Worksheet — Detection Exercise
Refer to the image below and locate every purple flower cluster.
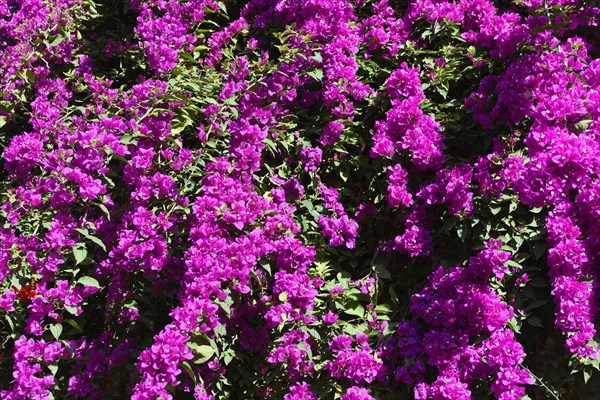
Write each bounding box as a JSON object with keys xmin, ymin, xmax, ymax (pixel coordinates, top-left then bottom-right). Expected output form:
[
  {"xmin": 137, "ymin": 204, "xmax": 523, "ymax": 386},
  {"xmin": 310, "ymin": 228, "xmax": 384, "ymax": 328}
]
[
  {"xmin": 396, "ymin": 241, "xmax": 533, "ymax": 399},
  {"xmin": 467, "ymin": 20, "xmax": 600, "ymax": 361},
  {"xmin": 386, "ymin": 164, "xmax": 411, "ymax": 209},
  {"xmin": 325, "ymin": 333, "xmax": 383, "ymax": 385},
  {"xmin": 318, "ymin": 184, "xmax": 359, "ymax": 249},
  {"xmin": 132, "ymin": 0, "xmax": 219, "ymax": 73},
  {"xmin": 1, "ymin": 337, "xmax": 64, "ymax": 400},
  {"xmin": 371, "ymin": 62, "xmax": 444, "ymax": 170},
  {"xmin": 418, "ymin": 165, "xmax": 474, "ymax": 216}
]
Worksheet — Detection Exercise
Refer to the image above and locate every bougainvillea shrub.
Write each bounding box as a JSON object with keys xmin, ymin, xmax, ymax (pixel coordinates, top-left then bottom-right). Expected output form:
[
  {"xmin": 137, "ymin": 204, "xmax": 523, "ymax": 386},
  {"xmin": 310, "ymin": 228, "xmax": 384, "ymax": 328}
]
[{"xmin": 0, "ymin": 0, "xmax": 599, "ymax": 398}]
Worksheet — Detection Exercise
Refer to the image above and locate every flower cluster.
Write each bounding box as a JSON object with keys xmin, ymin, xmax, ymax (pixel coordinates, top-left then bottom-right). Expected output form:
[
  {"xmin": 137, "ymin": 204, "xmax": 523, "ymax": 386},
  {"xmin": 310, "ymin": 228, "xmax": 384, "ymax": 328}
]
[
  {"xmin": 396, "ymin": 241, "xmax": 533, "ymax": 399},
  {"xmin": 468, "ymin": 26, "xmax": 600, "ymax": 362}
]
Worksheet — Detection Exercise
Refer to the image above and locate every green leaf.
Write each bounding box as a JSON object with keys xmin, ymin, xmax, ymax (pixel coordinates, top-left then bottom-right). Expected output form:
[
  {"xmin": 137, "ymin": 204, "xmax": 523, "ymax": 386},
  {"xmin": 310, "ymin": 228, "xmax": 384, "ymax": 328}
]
[
  {"xmin": 73, "ymin": 245, "xmax": 87, "ymax": 265},
  {"xmin": 171, "ymin": 122, "xmax": 187, "ymax": 135},
  {"xmin": 75, "ymin": 228, "xmax": 89, "ymax": 236},
  {"xmin": 64, "ymin": 319, "xmax": 82, "ymax": 332},
  {"xmin": 216, "ymin": 299, "xmax": 231, "ymax": 315},
  {"xmin": 374, "ymin": 304, "xmax": 392, "ymax": 314},
  {"xmin": 373, "ymin": 263, "xmax": 391, "ymax": 280},
  {"xmin": 508, "ymin": 316, "xmax": 521, "ymax": 334},
  {"xmin": 49, "ymin": 323, "xmax": 63, "ymax": 340},
  {"xmin": 181, "ymin": 360, "xmax": 197, "ymax": 384},
  {"xmin": 533, "ymin": 242, "xmax": 547, "ymax": 260},
  {"xmin": 120, "ymin": 134, "xmax": 136, "ymax": 145},
  {"xmin": 343, "ymin": 302, "xmax": 364, "ymax": 318},
  {"xmin": 490, "ymin": 205, "xmax": 502, "ymax": 215},
  {"xmin": 574, "ymin": 119, "xmax": 592, "ymax": 133},
  {"xmin": 190, "ymin": 344, "xmax": 215, "ymax": 364},
  {"xmin": 77, "ymin": 276, "xmax": 100, "ymax": 289},
  {"xmin": 4, "ymin": 314, "xmax": 15, "ymax": 331},
  {"xmin": 307, "ymin": 69, "xmax": 324, "ymax": 81},
  {"xmin": 76, "ymin": 229, "xmax": 107, "ymax": 251},
  {"xmin": 222, "ymin": 351, "xmax": 233, "ymax": 365},
  {"xmin": 525, "ymin": 299, "xmax": 547, "ymax": 311},
  {"xmin": 259, "ymin": 260, "xmax": 272, "ymax": 275},
  {"xmin": 527, "ymin": 316, "xmax": 544, "ymax": 328},
  {"xmin": 528, "ymin": 277, "xmax": 548, "ymax": 288},
  {"xmin": 47, "ymin": 34, "xmax": 65, "ymax": 47},
  {"xmin": 522, "ymin": 285, "xmax": 536, "ymax": 299},
  {"xmin": 47, "ymin": 363, "xmax": 59, "ymax": 376},
  {"xmin": 97, "ymin": 203, "xmax": 111, "ymax": 220},
  {"xmin": 214, "ymin": 324, "xmax": 227, "ymax": 336},
  {"xmin": 64, "ymin": 305, "xmax": 79, "ymax": 315},
  {"xmin": 24, "ymin": 69, "xmax": 36, "ymax": 82},
  {"xmin": 437, "ymin": 86, "xmax": 448, "ymax": 98},
  {"xmin": 86, "ymin": 234, "xmax": 107, "ymax": 252}
]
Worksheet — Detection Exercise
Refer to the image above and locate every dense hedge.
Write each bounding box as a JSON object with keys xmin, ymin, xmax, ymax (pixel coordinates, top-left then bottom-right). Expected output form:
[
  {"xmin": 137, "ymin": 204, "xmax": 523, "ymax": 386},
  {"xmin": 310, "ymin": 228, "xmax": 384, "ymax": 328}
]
[{"xmin": 0, "ymin": 0, "xmax": 599, "ymax": 398}]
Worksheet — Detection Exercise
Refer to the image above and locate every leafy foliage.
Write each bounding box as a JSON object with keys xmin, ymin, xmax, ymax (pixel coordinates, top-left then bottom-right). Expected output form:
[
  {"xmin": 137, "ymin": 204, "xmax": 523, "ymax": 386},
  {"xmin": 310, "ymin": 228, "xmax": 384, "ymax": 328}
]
[{"xmin": 0, "ymin": 0, "xmax": 599, "ymax": 399}]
